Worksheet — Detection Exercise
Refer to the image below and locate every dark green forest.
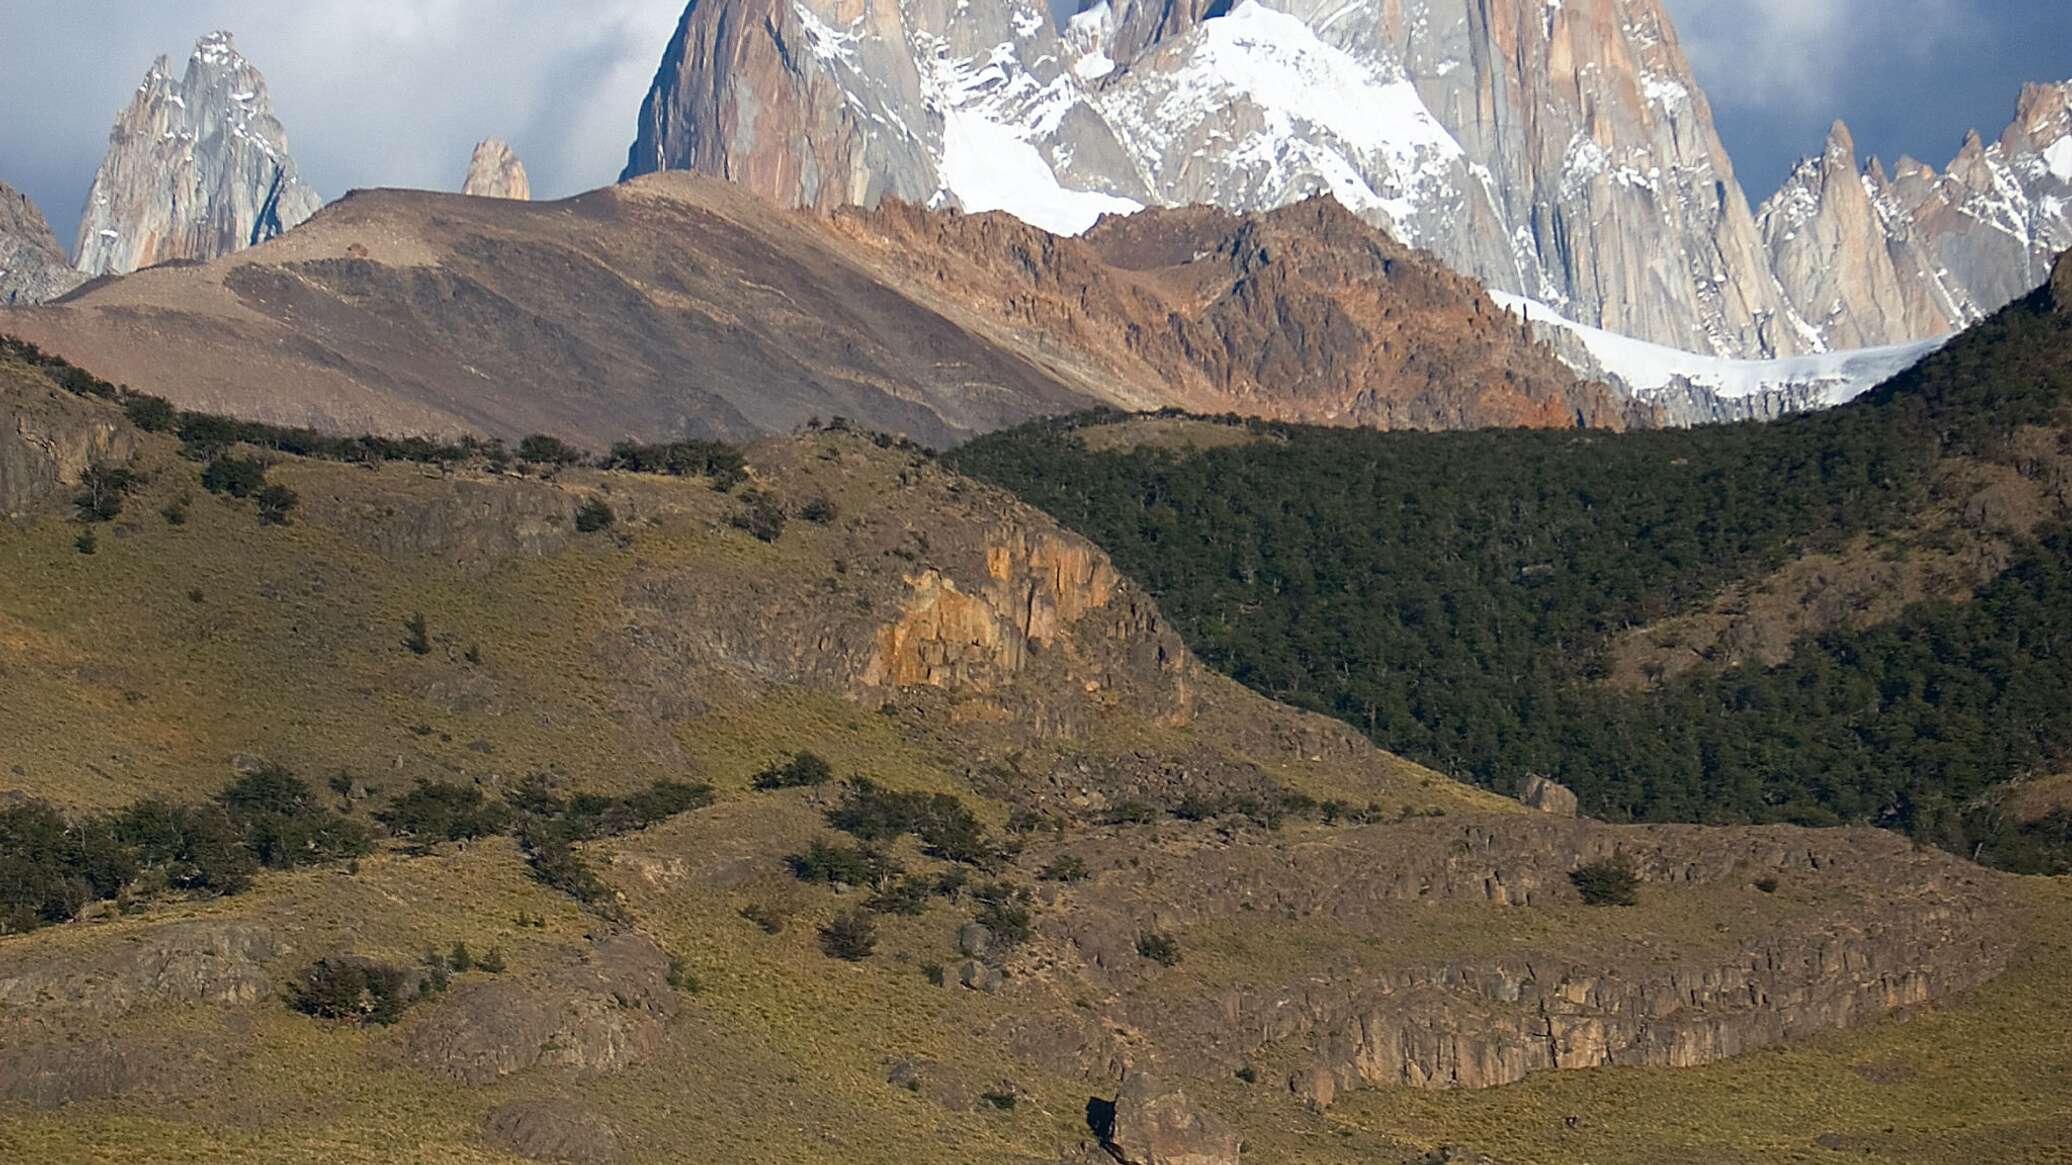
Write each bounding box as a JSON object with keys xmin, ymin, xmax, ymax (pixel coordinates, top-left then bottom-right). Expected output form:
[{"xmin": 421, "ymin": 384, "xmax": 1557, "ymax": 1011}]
[{"xmin": 952, "ymin": 284, "xmax": 2072, "ymax": 871}]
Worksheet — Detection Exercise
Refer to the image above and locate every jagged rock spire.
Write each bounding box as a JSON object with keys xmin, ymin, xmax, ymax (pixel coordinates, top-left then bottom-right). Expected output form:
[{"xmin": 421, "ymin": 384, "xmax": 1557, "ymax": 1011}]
[
  {"xmin": 462, "ymin": 139, "xmax": 531, "ymax": 200},
  {"xmin": 1, "ymin": 182, "xmax": 86, "ymax": 304},
  {"xmin": 73, "ymin": 30, "xmax": 321, "ymax": 277}
]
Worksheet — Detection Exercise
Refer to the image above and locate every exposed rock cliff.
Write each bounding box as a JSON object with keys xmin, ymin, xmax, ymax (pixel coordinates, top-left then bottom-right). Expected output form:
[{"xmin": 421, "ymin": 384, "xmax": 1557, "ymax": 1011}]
[
  {"xmin": 0, "ymin": 361, "xmax": 137, "ymax": 519},
  {"xmin": 462, "ymin": 139, "xmax": 531, "ymax": 200},
  {"xmin": 1043, "ymin": 815, "xmax": 2010, "ymax": 1101},
  {"xmin": 73, "ymin": 31, "xmax": 322, "ymax": 278},
  {"xmin": 0, "ymin": 183, "xmax": 86, "ymax": 305}
]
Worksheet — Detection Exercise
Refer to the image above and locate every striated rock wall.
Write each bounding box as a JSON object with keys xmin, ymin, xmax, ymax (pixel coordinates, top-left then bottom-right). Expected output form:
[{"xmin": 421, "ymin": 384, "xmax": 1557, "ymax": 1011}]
[{"xmin": 73, "ymin": 31, "xmax": 321, "ymax": 278}]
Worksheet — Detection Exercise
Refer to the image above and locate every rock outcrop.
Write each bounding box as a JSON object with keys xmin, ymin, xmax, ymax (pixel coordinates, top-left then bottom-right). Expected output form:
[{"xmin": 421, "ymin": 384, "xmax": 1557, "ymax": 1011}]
[
  {"xmin": 1102, "ymin": 1069, "xmax": 1242, "ymax": 1165},
  {"xmin": 0, "ymin": 364, "xmax": 137, "ymax": 519},
  {"xmin": 73, "ymin": 31, "xmax": 321, "ymax": 277},
  {"xmin": 482, "ymin": 1099, "xmax": 625, "ymax": 1164},
  {"xmin": 1040, "ymin": 815, "xmax": 2009, "ymax": 1103},
  {"xmin": 0, "ymin": 183, "xmax": 86, "ymax": 305},
  {"xmin": 406, "ymin": 935, "xmax": 679, "ymax": 1086},
  {"xmin": 1518, "ymin": 775, "xmax": 1578, "ymax": 817},
  {"xmin": 462, "ymin": 139, "xmax": 531, "ymax": 200},
  {"xmin": 0, "ymin": 920, "xmax": 279, "ymax": 1013}
]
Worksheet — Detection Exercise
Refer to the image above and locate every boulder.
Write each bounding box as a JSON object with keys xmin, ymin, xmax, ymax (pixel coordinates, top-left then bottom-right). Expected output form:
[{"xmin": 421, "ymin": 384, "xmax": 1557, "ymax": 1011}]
[
  {"xmin": 1519, "ymin": 775, "xmax": 1579, "ymax": 817},
  {"xmin": 959, "ymin": 960, "xmax": 1005, "ymax": 994},
  {"xmin": 1103, "ymin": 1068, "xmax": 1240, "ymax": 1165},
  {"xmin": 483, "ymin": 1099, "xmax": 623, "ymax": 1163}
]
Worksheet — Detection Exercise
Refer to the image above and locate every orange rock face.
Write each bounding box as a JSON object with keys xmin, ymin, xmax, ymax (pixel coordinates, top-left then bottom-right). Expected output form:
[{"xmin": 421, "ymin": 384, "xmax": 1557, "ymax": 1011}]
[{"xmin": 840, "ymin": 196, "xmax": 1640, "ymax": 431}]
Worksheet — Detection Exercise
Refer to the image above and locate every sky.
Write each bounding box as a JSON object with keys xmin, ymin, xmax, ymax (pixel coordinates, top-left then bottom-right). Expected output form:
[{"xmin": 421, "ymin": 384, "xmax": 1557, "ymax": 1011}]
[{"xmin": 0, "ymin": 1, "xmax": 2065, "ymax": 248}]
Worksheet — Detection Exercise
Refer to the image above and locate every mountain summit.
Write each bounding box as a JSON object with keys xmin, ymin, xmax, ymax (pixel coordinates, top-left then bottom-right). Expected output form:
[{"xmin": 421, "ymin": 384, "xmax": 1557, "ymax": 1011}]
[
  {"xmin": 620, "ymin": 0, "xmax": 1799, "ymax": 358},
  {"xmin": 73, "ymin": 31, "xmax": 321, "ymax": 278},
  {"xmin": 620, "ymin": 0, "xmax": 2070, "ymax": 369}
]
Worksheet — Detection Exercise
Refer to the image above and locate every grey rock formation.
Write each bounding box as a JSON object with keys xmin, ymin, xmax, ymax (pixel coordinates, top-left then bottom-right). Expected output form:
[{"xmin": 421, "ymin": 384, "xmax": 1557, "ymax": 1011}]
[
  {"xmin": 406, "ymin": 935, "xmax": 678, "ymax": 1085},
  {"xmin": 462, "ymin": 139, "xmax": 531, "ymax": 200},
  {"xmin": 0, "ymin": 183, "xmax": 86, "ymax": 304},
  {"xmin": 74, "ymin": 31, "xmax": 321, "ymax": 277},
  {"xmin": 622, "ymin": 0, "xmax": 1813, "ymax": 358},
  {"xmin": 1759, "ymin": 81, "xmax": 2072, "ymax": 347}
]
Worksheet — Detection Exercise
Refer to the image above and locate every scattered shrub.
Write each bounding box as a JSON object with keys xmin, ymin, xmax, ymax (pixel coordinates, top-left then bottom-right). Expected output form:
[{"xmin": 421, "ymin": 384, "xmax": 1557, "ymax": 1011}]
[
  {"xmin": 665, "ymin": 956, "xmax": 701, "ymax": 993},
  {"xmin": 730, "ymin": 492, "xmax": 788, "ymax": 543},
  {"xmin": 789, "ymin": 838, "xmax": 901, "ymax": 889},
  {"xmin": 201, "ymin": 454, "xmax": 269, "ymax": 498},
  {"xmin": 161, "ymin": 499, "xmax": 189, "ymax": 526},
  {"xmin": 74, "ymin": 463, "xmax": 136, "ymax": 523},
  {"xmin": 1571, "ymin": 858, "xmax": 1641, "ymax": 907},
  {"xmin": 598, "ymin": 439, "xmax": 746, "ymax": 488},
  {"xmin": 574, "ymin": 496, "xmax": 616, "ymax": 533},
  {"xmin": 254, "ymin": 483, "xmax": 300, "ymax": 526},
  {"xmin": 1754, "ymin": 877, "xmax": 1780, "ymax": 894},
  {"xmin": 476, "ymin": 946, "xmax": 507, "ymax": 974},
  {"xmin": 73, "ymin": 528, "xmax": 96, "ymax": 555},
  {"xmin": 922, "ymin": 961, "xmax": 946, "ymax": 987},
  {"xmin": 1038, "ymin": 855, "xmax": 1090, "ymax": 883},
  {"xmin": 739, "ymin": 902, "xmax": 787, "ymax": 934},
  {"xmin": 819, "ymin": 911, "xmax": 879, "ymax": 961},
  {"xmin": 1136, "ymin": 931, "xmax": 1182, "ymax": 967},
  {"xmin": 517, "ymin": 434, "xmax": 585, "ymax": 466},
  {"xmin": 447, "ymin": 941, "xmax": 475, "ymax": 973},
  {"xmin": 825, "ymin": 779, "xmax": 998, "ymax": 866},
  {"xmin": 799, "ymin": 496, "xmax": 838, "ymax": 525},
  {"xmin": 403, "ymin": 612, "xmax": 432, "ymax": 656},
  {"xmin": 972, "ymin": 882, "xmax": 1034, "ymax": 948},
  {"xmin": 752, "ymin": 752, "xmax": 834, "ymax": 791},
  {"xmin": 122, "ymin": 394, "xmax": 177, "ymax": 432},
  {"xmin": 379, "ymin": 780, "xmax": 511, "ymax": 843},
  {"xmin": 864, "ymin": 875, "xmax": 933, "ymax": 916},
  {"xmin": 980, "ymin": 1090, "xmax": 1019, "ymax": 1112},
  {"xmin": 291, "ymin": 958, "xmax": 415, "ymax": 1025}
]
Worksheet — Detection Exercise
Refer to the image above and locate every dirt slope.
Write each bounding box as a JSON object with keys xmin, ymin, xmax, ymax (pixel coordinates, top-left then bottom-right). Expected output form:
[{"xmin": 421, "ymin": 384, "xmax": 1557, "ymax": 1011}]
[{"xmin": 1, "ymin": 175, "xmax": 1627, "ymax": 450}]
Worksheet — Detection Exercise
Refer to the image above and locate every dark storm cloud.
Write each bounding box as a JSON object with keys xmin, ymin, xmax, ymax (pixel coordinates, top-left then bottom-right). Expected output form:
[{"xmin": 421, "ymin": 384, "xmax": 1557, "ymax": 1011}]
[
  {"xmin": 0, "ymin": 2, "xmax": 2062, "ymax": 249},
  {"xmin": 1661, "ymin": 0, "xmax": 2071, "ymax": 200}
]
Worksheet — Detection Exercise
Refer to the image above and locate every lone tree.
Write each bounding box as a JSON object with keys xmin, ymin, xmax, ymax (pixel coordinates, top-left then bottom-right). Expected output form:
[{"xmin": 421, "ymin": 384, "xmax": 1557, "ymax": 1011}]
[
  {"xmin": 1571, "ymin": 857, "xmax": 1641, "ymax": 907},
  {"xmin": 819, "ymin": 911, "xmax": 878, "ymax": 961}
]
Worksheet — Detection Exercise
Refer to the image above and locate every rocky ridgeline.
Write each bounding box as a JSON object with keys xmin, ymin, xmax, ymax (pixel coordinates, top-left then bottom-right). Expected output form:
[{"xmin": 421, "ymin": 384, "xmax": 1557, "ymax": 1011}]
[
  {"xmin": 0, "ymin": 183, "xmax": 86, "ymax": 305},
  {"xmin": 73, "ymin": 31, "xmax": 321, "ymax": 278},
  {"xmin": 461, "ymin": 139, "xmax": 531, "ymax": 200},
  {"xmin": 1760, "ymin": 83, "xmax": 2072, "ymax": 349},
  {"xmin": 623, "ymin": 0, "xmax": 2069, "ymax": 367}
]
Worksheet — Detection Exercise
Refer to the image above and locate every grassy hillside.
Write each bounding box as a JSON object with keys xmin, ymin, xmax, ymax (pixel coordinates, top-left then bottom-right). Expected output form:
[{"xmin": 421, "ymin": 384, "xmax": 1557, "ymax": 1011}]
[
  {"xmin": 951, "ymin": 277, "xmax": 2072, "ymax": 869},
  {"xmin": 2, "ymin": 341, "xmax": 2065, "ymax": 1165}
]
